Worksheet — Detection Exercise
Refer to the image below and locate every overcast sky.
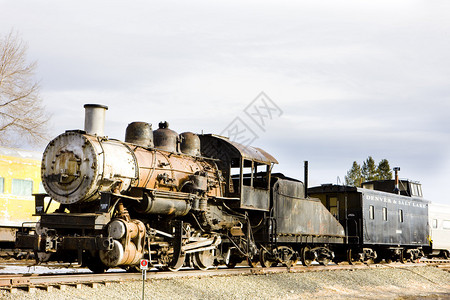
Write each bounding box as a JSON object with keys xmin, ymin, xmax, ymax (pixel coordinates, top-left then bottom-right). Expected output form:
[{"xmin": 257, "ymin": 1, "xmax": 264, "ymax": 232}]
[{"xmin": 2, "ymin": 0, "xmax": 449, "ymax": 204}]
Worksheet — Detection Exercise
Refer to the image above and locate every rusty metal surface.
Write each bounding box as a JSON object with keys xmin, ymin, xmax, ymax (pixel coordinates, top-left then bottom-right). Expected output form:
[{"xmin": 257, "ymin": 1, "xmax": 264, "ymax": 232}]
[
  {"xmin": 153, "ymin": 121, "xmax": 178, "ymax": 153},
  {"xmin": 132, "ymin": 146, "xmax": 222, "ymax": 199},
  {"xmin": 241, "ymin": 186, "xmax": 269, "ymax": 211},
  {"xmin": 180, "ymin": 132, "xmax": 201, "ymax": 156},
  {"xmin": 274, "ymin": 179, "xmax": 345, "ymax": 237},
  {"xmin": 125, "ymin": 122, "xmax": 153, "ymax": 148}
]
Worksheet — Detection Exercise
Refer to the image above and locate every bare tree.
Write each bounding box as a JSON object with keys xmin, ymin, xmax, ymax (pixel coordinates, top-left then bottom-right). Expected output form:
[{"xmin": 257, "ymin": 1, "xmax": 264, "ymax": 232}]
[{"xmin": 0, "ymin": 30, "xmax": 49, "ymax": 146}]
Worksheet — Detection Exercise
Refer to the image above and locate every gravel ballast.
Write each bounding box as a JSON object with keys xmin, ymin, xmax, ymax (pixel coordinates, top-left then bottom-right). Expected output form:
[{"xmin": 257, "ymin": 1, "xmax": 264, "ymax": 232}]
[{"xmin": 1, "ymin": 266, "xmax": 449, "ymax": 299}]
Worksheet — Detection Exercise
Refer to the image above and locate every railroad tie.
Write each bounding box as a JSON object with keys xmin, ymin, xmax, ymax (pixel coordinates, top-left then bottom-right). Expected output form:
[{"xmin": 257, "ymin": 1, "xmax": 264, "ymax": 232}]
[{"xmin": 27, "ymin": 285, "xmax": 36, "ymax": 293}]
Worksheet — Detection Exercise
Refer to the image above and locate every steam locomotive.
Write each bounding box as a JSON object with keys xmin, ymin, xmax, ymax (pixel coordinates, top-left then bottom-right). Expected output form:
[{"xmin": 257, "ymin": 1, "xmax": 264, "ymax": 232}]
[{"xmin": 16, "ymin": 104, "xmax": 430, "ymax": 272}]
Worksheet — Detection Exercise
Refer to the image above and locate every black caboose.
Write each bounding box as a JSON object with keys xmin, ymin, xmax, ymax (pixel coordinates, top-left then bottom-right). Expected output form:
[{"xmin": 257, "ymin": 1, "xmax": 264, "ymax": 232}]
[{"xmin": 308, "ymin": 178, "xmax": 429, "ymax": 263}]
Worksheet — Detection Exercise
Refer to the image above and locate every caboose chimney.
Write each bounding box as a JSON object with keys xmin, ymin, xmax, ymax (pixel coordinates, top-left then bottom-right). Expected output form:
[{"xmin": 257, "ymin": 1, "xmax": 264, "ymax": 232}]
[
  {"xmin": 84, "ymin": 104, "xmax": 108, "ymax": 136},
  {"xmin": 393, "ymin": 167, "xmax": 400, "ymax": 194}
]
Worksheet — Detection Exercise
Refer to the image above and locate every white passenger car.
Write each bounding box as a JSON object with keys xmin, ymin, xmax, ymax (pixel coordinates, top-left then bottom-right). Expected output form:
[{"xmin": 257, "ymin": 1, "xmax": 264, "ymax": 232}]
[{"xmin": 429, "ymin": 203, "xmax": 450, "ymax": 258}]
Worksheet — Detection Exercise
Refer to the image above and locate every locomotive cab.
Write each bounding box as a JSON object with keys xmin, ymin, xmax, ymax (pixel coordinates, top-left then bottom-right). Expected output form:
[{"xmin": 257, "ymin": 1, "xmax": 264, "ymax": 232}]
[{"xmin": 199, "ymin": 134, "xmax": 278, "ymax": 211}]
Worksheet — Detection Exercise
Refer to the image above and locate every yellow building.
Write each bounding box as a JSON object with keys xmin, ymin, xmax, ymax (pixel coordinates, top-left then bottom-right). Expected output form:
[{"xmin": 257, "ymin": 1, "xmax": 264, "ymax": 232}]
[{"xmin": 0, "ymin": 146, "xmax": 52, "ymax": 243}]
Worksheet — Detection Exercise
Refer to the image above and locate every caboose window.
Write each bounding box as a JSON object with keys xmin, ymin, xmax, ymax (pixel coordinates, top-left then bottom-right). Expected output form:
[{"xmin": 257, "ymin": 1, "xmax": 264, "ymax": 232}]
[
  {"xmin": 398, "ymin": 209, "xmax": 403, "ymax": 223},
  {"xmin": 0, "ymin": 177, "xmax": 4, "ymax": 193},
  {"xmin": 11, "ymin": 179, "xmax": 33, "ymax": 196},
  {"xmin": 382, "ymin": 207, "xmax": 388, "ymax": 221},
  {"xmin": 369, "ymin": 205, "xmax": 374, "ymax": 219},
  {"xmin": 416, "ymin": 184, "xmax": 423, "ymax": 197},
  {"xmin": 410, "ymin": 183, "xmax": 422, "ymax": 197}
]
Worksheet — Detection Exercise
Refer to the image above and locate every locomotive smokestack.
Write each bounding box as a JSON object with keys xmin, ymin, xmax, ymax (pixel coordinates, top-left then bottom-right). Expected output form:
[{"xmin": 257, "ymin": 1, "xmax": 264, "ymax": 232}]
[
  {"xmin": 304, "ymin": 161, "xmax": 309, "ymax": 198},
  {"xmin": 393, "ymin": 167, "xmax": 400, "ymax": 194},
  {"xmin": 84, "ymin": 104, "xmax": 108, "ymax": 136}
]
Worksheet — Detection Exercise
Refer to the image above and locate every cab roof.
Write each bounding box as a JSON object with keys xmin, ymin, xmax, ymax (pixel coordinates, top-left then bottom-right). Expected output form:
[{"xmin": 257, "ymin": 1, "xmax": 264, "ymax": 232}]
[{"xmin": 199, "ymin": 134, "xmax": 278, "ymax": 165}]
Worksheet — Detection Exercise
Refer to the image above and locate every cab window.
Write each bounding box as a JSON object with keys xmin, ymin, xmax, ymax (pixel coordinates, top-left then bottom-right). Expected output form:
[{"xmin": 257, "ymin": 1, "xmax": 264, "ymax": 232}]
[{"xmin": 242, "ymin": 159, "xmax": 269, "ymax": 189}]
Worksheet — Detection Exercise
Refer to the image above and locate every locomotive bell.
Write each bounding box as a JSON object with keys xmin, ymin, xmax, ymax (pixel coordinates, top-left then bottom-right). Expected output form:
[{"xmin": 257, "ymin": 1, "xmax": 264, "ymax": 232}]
[{"xmin": 153, "ymin": 121, "xmax": 179, "ymax": 153}]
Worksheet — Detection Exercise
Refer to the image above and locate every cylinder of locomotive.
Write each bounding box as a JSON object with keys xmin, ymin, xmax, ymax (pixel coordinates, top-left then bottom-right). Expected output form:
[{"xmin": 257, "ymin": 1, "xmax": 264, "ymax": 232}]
[{"xmin": 134, "ymin": 194, "xmax": 192, "ymax": 216}]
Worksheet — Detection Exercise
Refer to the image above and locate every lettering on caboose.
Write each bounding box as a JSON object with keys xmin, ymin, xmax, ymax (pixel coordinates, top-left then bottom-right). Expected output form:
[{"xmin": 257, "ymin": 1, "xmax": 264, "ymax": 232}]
[{"xmin": 363, "ymin": 194, "xmax": 427, "ymax": 209}]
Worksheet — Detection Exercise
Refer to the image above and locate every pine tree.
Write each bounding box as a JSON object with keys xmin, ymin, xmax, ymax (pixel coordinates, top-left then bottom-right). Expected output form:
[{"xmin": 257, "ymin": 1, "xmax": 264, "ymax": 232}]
[
  {"xmin": 345, "ymin": 161, "xmax": 362, "ymax": 187},
  {"xmin": 345, "ymin": 157, "xmax": 393, "ymax": 186},
  {"xmin": 377, "ymin": 159, "xmax": 392, "ymax": 180},
  {"xmin": 361, "ymin": 156, "xmax": 378, "ymax": 181}
]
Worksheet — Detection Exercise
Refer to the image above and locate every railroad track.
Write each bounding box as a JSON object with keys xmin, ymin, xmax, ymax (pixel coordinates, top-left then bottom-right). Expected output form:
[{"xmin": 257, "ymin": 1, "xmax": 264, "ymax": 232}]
[
  {"xmin": 0, "ymin": 261, "xmax": 444, "ymax": 294},
  {"xmin": 420, "ymin": 258, "xmax": 450, "ymax": 264},
  {"xmin": 420, "ymin": 258, "xmax": 450, "ymax": 272}
]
